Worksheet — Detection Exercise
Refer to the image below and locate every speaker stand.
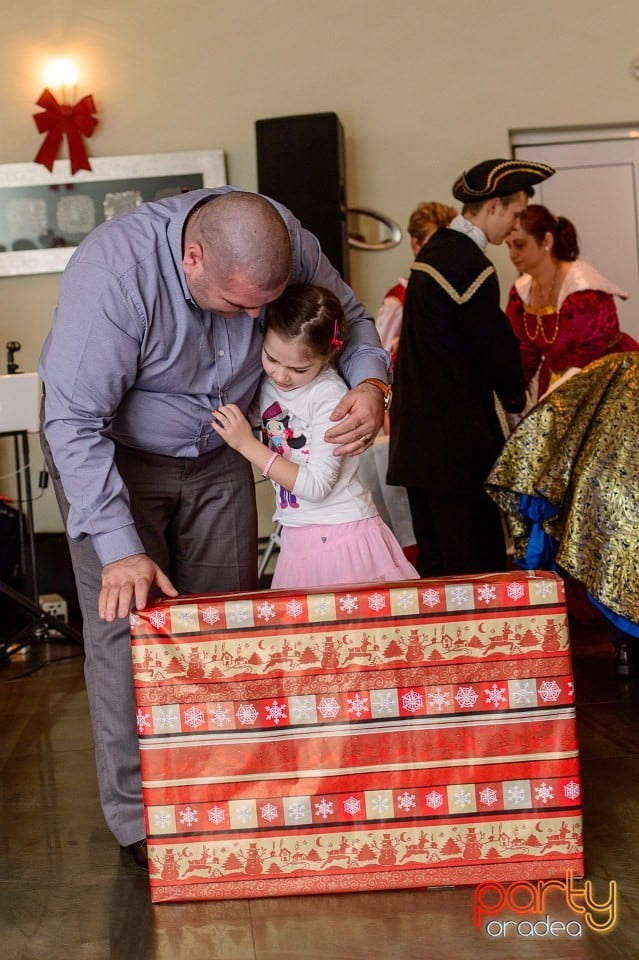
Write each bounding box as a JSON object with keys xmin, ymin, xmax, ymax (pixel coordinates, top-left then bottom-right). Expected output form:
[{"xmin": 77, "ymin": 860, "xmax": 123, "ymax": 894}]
[{"xmin": 0, "ymin": 578, "xmax": 83, "ymax": 662}]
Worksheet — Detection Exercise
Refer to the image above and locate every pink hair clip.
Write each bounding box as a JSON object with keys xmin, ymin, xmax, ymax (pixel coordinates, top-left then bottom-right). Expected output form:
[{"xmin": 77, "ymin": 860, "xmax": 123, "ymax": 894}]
[{"xmin": 330, "ymin": 316, "xmax": 343, "ymax": 350}]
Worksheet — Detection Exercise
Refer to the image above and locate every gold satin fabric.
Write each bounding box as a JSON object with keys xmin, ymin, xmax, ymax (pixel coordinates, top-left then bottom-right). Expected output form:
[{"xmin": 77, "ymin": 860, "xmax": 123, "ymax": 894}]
[{"xmin": 486, "ymin": 353, "xmax": 639, "ymax": 624}]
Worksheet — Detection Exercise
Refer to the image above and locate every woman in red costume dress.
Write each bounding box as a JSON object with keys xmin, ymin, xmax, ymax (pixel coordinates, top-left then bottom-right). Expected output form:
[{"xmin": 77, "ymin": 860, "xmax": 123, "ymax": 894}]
[
  {"xmin": 505, "ymin": 204, "xmax": 639, "ymax": 624},
  {"xmin": 505, "ymin": 204, "xmax": 639, "ymax": 402}
]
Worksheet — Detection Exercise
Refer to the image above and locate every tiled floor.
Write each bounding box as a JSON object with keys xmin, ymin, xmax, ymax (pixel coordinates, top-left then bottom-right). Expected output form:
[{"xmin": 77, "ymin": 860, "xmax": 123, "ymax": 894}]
[{"xmin": 1, "ymin": 617, "xmax": 637, "ymax": 960}]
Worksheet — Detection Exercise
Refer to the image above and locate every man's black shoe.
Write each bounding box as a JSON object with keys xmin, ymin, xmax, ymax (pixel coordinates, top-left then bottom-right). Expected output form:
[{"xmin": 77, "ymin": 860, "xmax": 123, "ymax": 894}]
[
  {"xmin": 121, "ymin": 838, "xmax": 149, "ymax": 871},
  {"xmin": 615, "ymin": 641, "xmax": 639, "ymax": 678}
]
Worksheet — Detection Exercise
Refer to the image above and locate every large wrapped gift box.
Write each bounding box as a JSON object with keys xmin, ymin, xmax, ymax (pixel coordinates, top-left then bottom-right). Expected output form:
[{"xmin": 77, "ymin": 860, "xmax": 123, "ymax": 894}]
[{"xmin": 130, "ymin": 571, "xmax": 583, "ymax": 903}]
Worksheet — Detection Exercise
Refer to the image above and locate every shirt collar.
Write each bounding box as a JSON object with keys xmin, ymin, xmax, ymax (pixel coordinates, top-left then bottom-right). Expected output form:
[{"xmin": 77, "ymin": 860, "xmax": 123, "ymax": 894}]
[{"xmin": 449, "ymin": 214, "xmax": 488, "ymax": 252}]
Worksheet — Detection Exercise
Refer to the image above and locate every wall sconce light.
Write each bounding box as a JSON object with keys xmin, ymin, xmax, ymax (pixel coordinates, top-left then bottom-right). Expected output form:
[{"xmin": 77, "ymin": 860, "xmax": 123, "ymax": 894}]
[{"xmin": 33, "ymin": 58, "xmax": 99, "ymax": 175}]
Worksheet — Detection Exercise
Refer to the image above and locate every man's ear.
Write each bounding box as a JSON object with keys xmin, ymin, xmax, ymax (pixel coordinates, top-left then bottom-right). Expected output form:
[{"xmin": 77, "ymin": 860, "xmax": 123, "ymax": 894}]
[{"xmin": 182, "ymin": 241, "xmax": 204, "ymax": 271}]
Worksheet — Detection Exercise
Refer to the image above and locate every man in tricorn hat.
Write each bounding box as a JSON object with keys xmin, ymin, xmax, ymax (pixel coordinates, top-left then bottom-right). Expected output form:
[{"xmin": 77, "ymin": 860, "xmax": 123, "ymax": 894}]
[{"xmin": 387, "ymin": 157, "xmax": 554, "ymax": 577}]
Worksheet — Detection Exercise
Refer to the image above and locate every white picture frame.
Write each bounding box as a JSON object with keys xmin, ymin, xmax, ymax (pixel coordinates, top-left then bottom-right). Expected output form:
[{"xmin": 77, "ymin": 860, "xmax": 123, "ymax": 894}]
[{"xmin": 0, "ymin": 149, "xmax": 227, "ymax": 277}]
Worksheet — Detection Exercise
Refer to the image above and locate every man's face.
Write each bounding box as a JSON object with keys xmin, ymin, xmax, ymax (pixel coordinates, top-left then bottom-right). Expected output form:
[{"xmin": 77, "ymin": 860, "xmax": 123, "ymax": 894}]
[
  {"xmin": 485, "ymin": 191, "xmax": 529, "ymax": 245},
  {"xmin": 183, "ymin": 243, "xmax": 288, "ymax": 318},
  {"xmin": 186, "ymin": 270, "xmax": 287, "ymax": 319}
]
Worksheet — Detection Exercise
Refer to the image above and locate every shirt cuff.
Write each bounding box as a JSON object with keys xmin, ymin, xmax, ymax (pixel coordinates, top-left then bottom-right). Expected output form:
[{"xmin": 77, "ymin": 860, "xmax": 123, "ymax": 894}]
[{"xmin": 91, "ymin": 524, "xmax": 147, "ymax": 566}]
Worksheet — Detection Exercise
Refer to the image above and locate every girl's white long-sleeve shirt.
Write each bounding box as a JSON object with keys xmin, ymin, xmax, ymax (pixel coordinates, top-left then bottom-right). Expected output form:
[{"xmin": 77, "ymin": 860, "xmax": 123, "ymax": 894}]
[{"xmin": 258, "ymin": 367, "xmax": 378, "ymax": 526}]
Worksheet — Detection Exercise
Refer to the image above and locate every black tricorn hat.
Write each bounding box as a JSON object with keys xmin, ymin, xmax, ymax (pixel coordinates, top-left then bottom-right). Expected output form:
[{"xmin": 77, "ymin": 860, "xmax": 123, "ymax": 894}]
[{"xmin": 452, "ymin": 158, "xmax": 555, "ymax": 203}]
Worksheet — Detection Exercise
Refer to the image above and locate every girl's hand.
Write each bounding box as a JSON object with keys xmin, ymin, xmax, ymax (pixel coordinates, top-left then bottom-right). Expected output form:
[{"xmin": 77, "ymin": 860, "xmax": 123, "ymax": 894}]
[{"xmin": 211, "ymin": 404, "xmax": 254, "ymax": 453}]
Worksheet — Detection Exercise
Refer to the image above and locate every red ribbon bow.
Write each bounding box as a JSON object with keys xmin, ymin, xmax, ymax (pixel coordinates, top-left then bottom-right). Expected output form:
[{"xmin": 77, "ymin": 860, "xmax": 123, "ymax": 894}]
[{"xmin": 33, "ymin": 88, "xmax": 99, "ymax": 175}]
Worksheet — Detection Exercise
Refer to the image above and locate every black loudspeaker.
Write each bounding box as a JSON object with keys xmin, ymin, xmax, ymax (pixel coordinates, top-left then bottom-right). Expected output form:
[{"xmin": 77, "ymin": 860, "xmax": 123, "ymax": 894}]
[{"xmin": 255, "ymin": 112, "xmax": 350, "ymax": 282}]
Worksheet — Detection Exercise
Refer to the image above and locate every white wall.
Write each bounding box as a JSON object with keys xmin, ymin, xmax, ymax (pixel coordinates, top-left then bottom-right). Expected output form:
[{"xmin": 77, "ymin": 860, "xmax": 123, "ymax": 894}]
[{"xmin": 2, "ymin": 0, "xmax": 639, "ymax": 531}]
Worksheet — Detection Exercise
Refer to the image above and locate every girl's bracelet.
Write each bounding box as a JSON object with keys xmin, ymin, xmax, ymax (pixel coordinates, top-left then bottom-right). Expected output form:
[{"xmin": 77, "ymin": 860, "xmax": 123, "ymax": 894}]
[{"xmin": 262, "ymin": 451, "xmax": 280, "ymax": 478}]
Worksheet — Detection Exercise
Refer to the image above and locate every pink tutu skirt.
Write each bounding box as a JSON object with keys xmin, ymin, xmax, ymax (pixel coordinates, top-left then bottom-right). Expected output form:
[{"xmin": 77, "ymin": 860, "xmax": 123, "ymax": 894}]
[{"xmin": 271, "ymin": 515, "xmax": 419, "ymax": 590}]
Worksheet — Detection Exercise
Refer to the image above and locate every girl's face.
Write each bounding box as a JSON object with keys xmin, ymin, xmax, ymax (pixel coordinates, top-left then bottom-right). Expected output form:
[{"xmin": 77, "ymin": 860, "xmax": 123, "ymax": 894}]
[
  {"xmin": 262, "ymin": 329, "xmax": 325, "ymax": 391},
  {"xmin": 506, "ymin": 225, "xmax": 547, "ymax": 275}
]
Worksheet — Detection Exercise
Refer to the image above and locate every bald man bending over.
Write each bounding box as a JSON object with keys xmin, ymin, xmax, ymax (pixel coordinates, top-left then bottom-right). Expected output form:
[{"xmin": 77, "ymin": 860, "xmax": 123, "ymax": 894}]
[{"xmin": 39, "ymin": 188, "xmax": 390, "ymax": 869}]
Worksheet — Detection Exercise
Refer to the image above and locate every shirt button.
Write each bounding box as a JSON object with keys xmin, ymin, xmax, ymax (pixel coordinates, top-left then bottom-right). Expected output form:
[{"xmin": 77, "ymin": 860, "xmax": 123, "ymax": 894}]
[{"xmin": 218, "ymin": 349, "xmax": 225, "ymax": 357}]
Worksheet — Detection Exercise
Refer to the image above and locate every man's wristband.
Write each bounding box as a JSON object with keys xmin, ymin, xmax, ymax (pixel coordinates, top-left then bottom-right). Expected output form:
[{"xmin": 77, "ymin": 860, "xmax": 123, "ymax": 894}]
[{"xmin": 361, "ymin": 378, "xmax": 393, "ymax": 411}]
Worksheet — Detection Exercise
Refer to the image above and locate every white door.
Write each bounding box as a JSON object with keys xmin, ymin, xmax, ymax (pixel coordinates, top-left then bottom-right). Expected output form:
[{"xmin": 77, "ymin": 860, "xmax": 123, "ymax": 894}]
[{"xmin": 511, "ymin": 127, "xmax": 639, "ymax": 341}]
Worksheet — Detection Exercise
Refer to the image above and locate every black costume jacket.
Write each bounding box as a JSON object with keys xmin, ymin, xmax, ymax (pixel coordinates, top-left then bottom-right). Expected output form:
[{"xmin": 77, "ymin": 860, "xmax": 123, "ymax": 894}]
[{"xmin": 387, "ymin": 227, "xmax": 525, "ymax": 492}]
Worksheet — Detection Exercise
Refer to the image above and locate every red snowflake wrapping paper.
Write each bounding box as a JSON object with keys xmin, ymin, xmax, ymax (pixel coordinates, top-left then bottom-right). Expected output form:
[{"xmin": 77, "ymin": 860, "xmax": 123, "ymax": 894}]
[{"xmin": 130, "ymin": 570, "xmax": 584, "ymax": 902}]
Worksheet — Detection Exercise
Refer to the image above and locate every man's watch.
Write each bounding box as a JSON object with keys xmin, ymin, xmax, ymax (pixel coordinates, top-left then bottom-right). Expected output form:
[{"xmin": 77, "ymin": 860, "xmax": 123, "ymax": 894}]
[{"xmin": 361, "ymin": 378, "xmax": 393, "ymax": 411}]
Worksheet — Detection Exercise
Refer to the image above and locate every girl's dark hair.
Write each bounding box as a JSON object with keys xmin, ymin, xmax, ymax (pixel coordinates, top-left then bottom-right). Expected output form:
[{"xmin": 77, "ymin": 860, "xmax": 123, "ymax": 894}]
[
  {"xmin": 264, "ymin": 283, "xmax": 346, "ymax": 360},
  {"xmin": 519, "ymin": 204, "xmax": 580, "ymax": 261}
]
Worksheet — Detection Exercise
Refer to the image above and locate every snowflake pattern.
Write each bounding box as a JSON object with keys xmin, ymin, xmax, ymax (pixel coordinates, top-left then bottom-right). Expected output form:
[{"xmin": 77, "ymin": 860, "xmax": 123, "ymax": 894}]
[
  {"xmin": 343, "ymin": 796, "xmax": 361, "ymax": 816},
  {"xmin": 453, "ymin": 788, "xmax": 473, "ymax": 808},
  {"xmin": 136, "ymin": 708, "xmax": 151, "ymax": 733},
  {"xmin": 155, "ymin": 707, "xmax": 179, "ymax": 730},
  {"xmin": 510, "ymin": 681, "xmax": 537, "ymax": 706},
  {"xmin": 234, "ymin": 805, "xmax": 255, "ymax": 824},
  {"xmin": 183, "ymin": 705, "xmax": 205, "ymax": 729},
  {"xmin": 425, "ymin": 790, "xmax": 444, "ymax": 810},
  {"xmin": 286, "ymin": 599, "xmax": 304, "ymax": 618},
  {"xmin": 347, "ymin": 693, "xmax": 369, "ymax": 718},
  {"xmin": 370, "ymin": 794, "xmax": 391, "ymax": 815},
  {"xmin": 368, "ymin": 592, "xmax": 387, "ymax": 612},
  {"xmin": 339, "ymin": 594, "xmax": 359, "ymax": 614},
  {"xmin": 396, "ymin": 791, "xmax": 416, "ymax": 811},
  {"xmin": 479, "ymin": 787, "xmax": 499, "ymax": 807},
  {"xmin": 265, "ymin": 700, "xmax": 288, "ymax": 725},
  {"xmin": 371, "ymin": 691, "xmax": 396, "ymax": 715},
  {"xmin": 153, "ymin": 810, "xmax": 172, "ymax": 828},
  {"xmin": 484, "ymin": 683, "xmax": 507, "ymax": 707},
  {"xmin": 207, "ymin": 806, "xmax": 226, "ymax": 824},
  {"xmin": 564, "ymin": 780, "xmax": 581, "ymax": 801},
  {"xmin": 538, "ymin": 680, "xmax": 561, "ymax": 702},
  {"xmin": 179, "ymin": 806, "xmax": 198, "ymax": 826},
  {"xmin": 421, "ymin": 588, "xmax": 441, "ymax": 608},
  {"xmin": 401, "ymin": 689, "xmax": 424, "ymax": 713},
  {"xmin": 288, "ymin": 697, "xmax": 316, "ymax": 723},
  {"xmin": 314, "ymin": 798, "xmax": 334, "ymax": 819},
  {"xmin": 228, "ymin": 605, "xmax": 250, "ymax": 626},
  {"xmin": 176, "ymin": 609, "xmax": 195, "ymax": 626},
  {"xmin": 201, "ymin": 606, "xmax": 221, "ymax": 626},
  {"xmin": 427, "ymin": 687, "xmax": 451, "ymax": 712},
  {"xmin": 535, "ymin": 782, "xmax": 554, "ymax": 804},
  {"xmin": 395, "ymin": 590, "xmax": 417, "ymax": 610},
  {"xmin": 208, "ymin": 704, "xmax": 232, "ymax": 727},
  {"xmin": 256, "ymin": 601, "xmax": 276, "ymax": 622},
  {"xmin": 506, "ymin": 785, "xmax": 527, "ymax": 806},
  {"xmin": 129, "ymin": 612, "xmax": 142, "ymax": 629},
  {"xmin": 477, "ymin": 584, "xmax": 498, "ymax": 605},
  {"xmin": 236, "ymin": 703, "xmax": 259, "ymax": 725},
  {"xmin": 455, "ymin": 686, "xmax": 479, "ymax": 709},
  {"xmin": 534, "ymin": 580, "xmax": 554, "ymax": 598},
  {"xmin": 449, "ymin": 586, "xmax": 473, "ymax": 607},
  {"xmin": 149, "ymin": 610, "xmax": 167, "ymax": 629},
  {"xmin": 285, "ymin": 799, "xmax": 309, "ymax": 823},
  {"xmin": 317, "ymin": 696, "xmax": 341, "ymax": 719},
  {"xmin": 310, "ymin": 597, "xmax": 332, "ymax": 616},
  {"xmin": 506, "ymin": 581, "xmax": 525, "ymax": 601},
  {"xmin": 260, "ymin": 802, "xmax": 279, "ymax": 822}
]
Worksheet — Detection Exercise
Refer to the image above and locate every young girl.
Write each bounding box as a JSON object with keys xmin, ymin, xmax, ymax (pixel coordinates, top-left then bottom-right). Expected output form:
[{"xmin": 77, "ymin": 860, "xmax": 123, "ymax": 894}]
[{"xmin": 210, "ymin": 283, "xmax": 419, "ymax": 589}]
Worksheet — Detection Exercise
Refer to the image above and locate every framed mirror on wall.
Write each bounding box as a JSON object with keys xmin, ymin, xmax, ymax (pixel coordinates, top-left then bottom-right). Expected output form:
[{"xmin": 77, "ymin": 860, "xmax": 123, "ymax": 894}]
[
  {"xmin": 0, "ymin": 149, "xmax": 227, "ymax": 278},
  {"xmin": 347, "ymin": 207, "xmax": 403, "ymax": 251}
]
